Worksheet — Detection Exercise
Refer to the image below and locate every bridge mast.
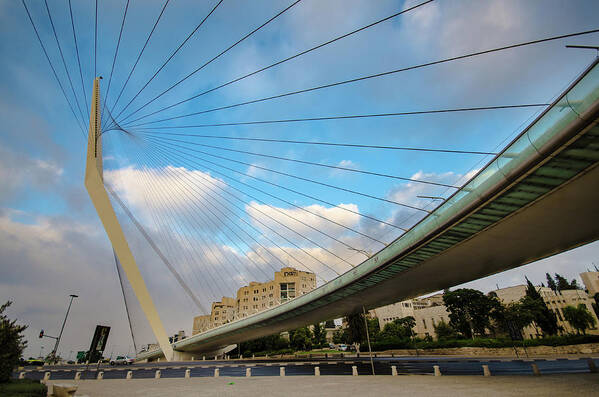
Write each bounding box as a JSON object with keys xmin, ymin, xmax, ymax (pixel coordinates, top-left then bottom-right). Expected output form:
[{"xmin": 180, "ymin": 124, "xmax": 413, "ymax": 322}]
[{"xmin": 85, "ymin": 77, "xmax": 174, "ymax": 361}]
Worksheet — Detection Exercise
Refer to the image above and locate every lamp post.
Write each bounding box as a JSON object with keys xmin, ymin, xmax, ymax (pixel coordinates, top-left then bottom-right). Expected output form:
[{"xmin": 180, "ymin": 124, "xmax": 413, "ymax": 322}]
[{"xmin": 50, "ymin": 294, "xmax": 78, "ymax": 362}]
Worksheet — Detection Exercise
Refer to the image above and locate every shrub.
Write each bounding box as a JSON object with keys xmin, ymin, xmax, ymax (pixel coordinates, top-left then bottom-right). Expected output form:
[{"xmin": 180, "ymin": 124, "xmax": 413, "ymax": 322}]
[{"xmin": 0, "ymin": 379, "xmax": 47, "ymax": 397}]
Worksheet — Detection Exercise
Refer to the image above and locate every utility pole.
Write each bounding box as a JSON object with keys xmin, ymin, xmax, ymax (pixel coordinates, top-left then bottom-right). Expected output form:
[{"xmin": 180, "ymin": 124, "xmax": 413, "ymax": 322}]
[
  {"xmin": 362, "ymin": 305, "xmax": 375, "ymax": 376},
  {"xmin": 50, "ymin": 294, "xmax": 78, "ymax": 362}
]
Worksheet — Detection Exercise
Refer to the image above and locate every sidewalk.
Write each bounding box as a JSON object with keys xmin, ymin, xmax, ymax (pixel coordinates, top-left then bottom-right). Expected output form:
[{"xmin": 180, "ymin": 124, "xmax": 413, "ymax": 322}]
[{"xmin": 46, "ymin": 374, "xmax": 599, "ymax": 397}]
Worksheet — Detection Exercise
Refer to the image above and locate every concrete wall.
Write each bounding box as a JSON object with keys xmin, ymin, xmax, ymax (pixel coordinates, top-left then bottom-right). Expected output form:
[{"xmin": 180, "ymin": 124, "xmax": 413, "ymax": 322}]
[{"xmin": 380, "ymin": 343, "xmax": 599, "ymax": 357}]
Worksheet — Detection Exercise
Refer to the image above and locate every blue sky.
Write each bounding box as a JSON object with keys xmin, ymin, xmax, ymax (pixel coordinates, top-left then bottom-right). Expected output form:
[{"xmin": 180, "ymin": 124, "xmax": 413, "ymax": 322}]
[{"xmin": 1, "ymin": 0, "xmax": 598, "ymax": 358}]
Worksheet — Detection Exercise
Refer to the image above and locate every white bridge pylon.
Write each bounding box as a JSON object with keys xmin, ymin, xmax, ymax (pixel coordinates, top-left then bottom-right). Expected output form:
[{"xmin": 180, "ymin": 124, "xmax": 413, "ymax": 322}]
[{"xmin": 84, "ymin": 77, "xmax": 174, "ymax": 361}]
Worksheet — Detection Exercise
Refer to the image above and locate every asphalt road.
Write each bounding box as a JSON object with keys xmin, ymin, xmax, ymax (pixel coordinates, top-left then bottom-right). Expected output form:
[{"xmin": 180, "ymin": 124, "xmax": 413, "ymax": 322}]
[{"xmin": 16, "ymin": 356, "xmax": 599, "ymax": 380}]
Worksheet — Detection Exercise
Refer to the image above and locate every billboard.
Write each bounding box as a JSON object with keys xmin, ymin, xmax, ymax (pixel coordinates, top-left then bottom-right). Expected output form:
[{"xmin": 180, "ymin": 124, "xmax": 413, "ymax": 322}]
[{"xmin": 89, "ymin": 325, "xmax": 111, "ymax": 355}]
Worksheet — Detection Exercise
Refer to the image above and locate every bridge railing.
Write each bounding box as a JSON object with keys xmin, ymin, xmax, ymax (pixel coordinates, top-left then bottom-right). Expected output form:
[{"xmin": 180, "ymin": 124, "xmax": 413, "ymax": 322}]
[{"xmin": 404, "ymin": 58, "xmax": 599, "ymax": 250}]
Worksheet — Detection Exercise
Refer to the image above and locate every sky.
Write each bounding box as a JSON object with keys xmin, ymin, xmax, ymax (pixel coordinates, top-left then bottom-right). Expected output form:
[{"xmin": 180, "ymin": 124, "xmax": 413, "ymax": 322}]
[{"xmin": 1, "ymin": 0, "xmax": 598, "ymax": 359}]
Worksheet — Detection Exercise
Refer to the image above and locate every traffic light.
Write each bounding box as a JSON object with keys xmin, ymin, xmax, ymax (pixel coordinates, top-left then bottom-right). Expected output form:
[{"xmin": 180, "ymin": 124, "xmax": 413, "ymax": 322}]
[{"xmin": 39, "ymin": 329, "xmax": 44, "ymax": 339}]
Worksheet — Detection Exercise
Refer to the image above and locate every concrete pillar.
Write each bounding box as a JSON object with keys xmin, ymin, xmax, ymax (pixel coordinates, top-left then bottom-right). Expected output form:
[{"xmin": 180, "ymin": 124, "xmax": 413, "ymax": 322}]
[
  {"xmin": 157, "ymin": 358, "xmax": 160, "ymax": 362},
  {"xmin": 252, "ymin": 354, "xmax": 255, "ymax": 359},
  {"xmin": 43, "ymin": 372, "xmax": 51, "ymax": 381},
  {"xmin": 240, "ymin": 354, "xmax": 243, "ymax": 359},
  {"xmin": 482, "ymin": 365, "xmax": 491, "ymax": 377},
  {"xmin": 531, "ymin": 363, "xmax": 541, "ymax": 376},
  {"xmin": 126, "ymin": 370, "xmax": 133, "ymax": 380},
  {"xmin": 352, "ymin": 366, "xmax": 358, "ymax": 376},
  {"xmin": 97, "ymin": 371, "xmax": 104, "ymax": 380},
  {"xmin": 18, "ymin": 372, "xmax": 25, "ymax": 379},
  {"xmin": 588, "ymin": 358, "xmax": 598, "ymax": 373},
  {"xmin": 202, "ymin": 356, "xmax": 205, "ymax": 361},
  {"xmin": 185, "ymin": 369, "xmax": 191, "ymax": 379},
  {"xmin": 391, "ymin": 366, "xmax": 398, "ymax": 376},
  {"xmin": 191, "ymin": 356, "xmax": 194, "ymax": 361},
  {"xmin": 214, "ymin": 368, "xmax": 219, "ymax": 377},
  {"xmin": 155, "ymin": 370, "xmax": 161, "ymax": 379},
  {"xmin": 433, "ymin": 365, "xmax": 441, "ymax": 377},
  {"xmin": 214, "ymin": 356, "xmax": 217, "ymax": 361},
  {"xmin": 265, "ymin": 354, "xmax": 269, "ymax": 359},
  {"xmin": 280, "ymin": 367, "xmax": 285, "ymax": 376},
  {"xmin": 315, "ymin": 367, "xmax": 320, "ymax": 376},
  {"xmin": 246, "ymin": 367, "xmax": 251, "ymax": 377},
  {"xmin": 74, "ymin": 372, "xmax": 81, "ymax": 380}
]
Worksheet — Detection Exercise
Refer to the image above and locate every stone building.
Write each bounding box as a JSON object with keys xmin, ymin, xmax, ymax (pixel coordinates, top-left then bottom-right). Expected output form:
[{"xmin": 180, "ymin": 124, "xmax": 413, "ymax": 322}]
[
  {"xmin": 493, "ymin": 284, "xmax": 599, "ymax": 337},
  {"xmin": 192, "ymin": 267, "xmax": 316, "ymax": 334},
  {"xmin": 211, "ymin": 297, "xmax": 236, "ymax": 328},
  {"xmin": 413, "ymin": 305, "xmax": 451, "ymax": 339},
  {"xmin": 192, "ymin": 314, "xmax": 210, "ymax": 336},
  {"xmin": 373, "ymin": 300, "xmax": 415, "ymax": 330},
  {"xmin": 581, "ymin": 271, "xmax": 599, "ymax": 296},
  {"xmin": 235, "ymin": 267, "xmax": 316, "ymax": 319}
]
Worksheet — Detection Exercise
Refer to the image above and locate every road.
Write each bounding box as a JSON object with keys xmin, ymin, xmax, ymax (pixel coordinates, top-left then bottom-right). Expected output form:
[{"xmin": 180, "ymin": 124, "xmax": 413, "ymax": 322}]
[{"xmin": 16, "ymin": 356, "xmax": 599, "ymax": 380}]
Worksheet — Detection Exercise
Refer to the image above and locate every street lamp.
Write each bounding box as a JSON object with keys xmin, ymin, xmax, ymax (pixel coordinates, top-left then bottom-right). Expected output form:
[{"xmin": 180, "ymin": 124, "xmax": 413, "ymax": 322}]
[{"xmin": 50, "ymin": 294, "xmax": 78, "ymax": 362}]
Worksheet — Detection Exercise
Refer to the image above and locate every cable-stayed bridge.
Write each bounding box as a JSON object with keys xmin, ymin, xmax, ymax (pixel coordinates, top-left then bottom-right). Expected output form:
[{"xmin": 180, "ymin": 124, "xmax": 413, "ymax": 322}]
[
  {"xmin": 136, "ymin": 60, "xmax": 599, "ymax": 360},
  {"xmin": 20, "ymin": 0, "xmax": 599, "ymax": 361}
]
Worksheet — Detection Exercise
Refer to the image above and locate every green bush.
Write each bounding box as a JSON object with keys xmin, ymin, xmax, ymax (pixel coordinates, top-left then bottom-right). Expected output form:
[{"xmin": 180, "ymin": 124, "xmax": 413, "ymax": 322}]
[{"xmin": 0, "ymin": 379, "xmax": 47, "ymax": 397}]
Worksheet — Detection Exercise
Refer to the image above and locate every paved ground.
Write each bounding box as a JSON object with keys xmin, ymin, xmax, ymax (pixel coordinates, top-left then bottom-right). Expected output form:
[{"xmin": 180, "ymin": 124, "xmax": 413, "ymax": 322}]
[{"xmin": 45, "ymin": 374, "xmax": 599, "ymax": 396}]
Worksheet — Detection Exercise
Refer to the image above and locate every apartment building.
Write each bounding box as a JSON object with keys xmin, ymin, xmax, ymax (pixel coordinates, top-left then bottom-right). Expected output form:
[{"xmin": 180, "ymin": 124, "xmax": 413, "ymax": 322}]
[
  {"xmin": 236, "ymin": 267, "xmax": 316, "ymax": 319},
  {"xmin": 192, "ymin": 267, "xmax": 316, "ymax": 334}
]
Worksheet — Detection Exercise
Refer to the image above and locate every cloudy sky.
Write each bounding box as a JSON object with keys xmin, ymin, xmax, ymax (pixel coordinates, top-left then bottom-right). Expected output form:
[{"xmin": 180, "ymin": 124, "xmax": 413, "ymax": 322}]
[{"xmin": 1, "ymin": 0, "xmax": 598, "ymax": 359}]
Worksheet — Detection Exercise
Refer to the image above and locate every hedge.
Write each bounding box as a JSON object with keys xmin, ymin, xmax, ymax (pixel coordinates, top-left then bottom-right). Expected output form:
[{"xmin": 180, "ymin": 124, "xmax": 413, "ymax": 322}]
[{"xmin": 0, "ymin": 379, "xmax": 47, "ymax": 397}]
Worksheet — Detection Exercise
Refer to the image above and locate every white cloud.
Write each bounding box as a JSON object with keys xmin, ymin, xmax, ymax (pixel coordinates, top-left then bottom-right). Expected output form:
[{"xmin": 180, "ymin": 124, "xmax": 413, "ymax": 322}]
[{"xmin": 104, "ymin": 165, "xmax": 226, "ymax": 224}]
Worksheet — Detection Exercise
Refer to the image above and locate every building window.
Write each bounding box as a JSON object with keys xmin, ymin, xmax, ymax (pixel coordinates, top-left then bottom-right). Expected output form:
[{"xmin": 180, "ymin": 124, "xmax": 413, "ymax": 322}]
[{"xmin": 280, "ymin": 283, "xmax": 296, "ymax": 302}]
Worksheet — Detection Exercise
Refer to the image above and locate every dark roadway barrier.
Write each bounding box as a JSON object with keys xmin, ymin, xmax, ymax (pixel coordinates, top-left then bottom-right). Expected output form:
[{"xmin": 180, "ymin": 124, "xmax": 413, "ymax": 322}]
[{"xmin": 14, "ymin": 358, "xmax": 598, "ymax": 379}]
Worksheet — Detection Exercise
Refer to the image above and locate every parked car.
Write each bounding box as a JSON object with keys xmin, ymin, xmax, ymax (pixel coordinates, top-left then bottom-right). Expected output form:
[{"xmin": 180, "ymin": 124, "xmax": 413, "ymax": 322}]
[
  {"xmin": 110, "ymin": 356, "xmax": 135, "ymax": 365},
  {"xmin": 337, "ymin": 344, "xmax": 348, "ymax": 351}
]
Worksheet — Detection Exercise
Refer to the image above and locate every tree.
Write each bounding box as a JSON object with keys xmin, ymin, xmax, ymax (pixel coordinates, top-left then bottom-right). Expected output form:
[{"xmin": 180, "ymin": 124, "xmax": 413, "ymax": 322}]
[
  {"xmin": 289, "ymin": 327, "xmax": 313, "ymax": 351},
  {"xmin": 311, "ymin": 323, "xmax": 327, "ymax": 348},
  {"xmin": 492, "ymin": 302, "xmax": 535, "ymax": 340},
  {"xmin": 562, "ymin": 304, "xmax": 597, "ymax": 335},
  {"xmin": 592, "ymin": 293, "xmax": 599, "ymax": 318},
  {"xmin": 443, "ymin": 289, "xmax": 501, "ymax": 338},
  {"xmin": 555, "ymin": 274, "xmax": 570, "ymax": 291},
  {"xmin": 433, "ymin": 321, "xmax": 459, "ymax": 340},
  {"xmin": 521, "ymin": 279, "xmax": 559, "ymax": 336},
  {"xmin": 238, "ymin": 333, "xmax": 289, "ymax": 356},
  {"xmin": 0, "ymin": 301, "xmax": 28, "ymax": 382},
  {"xmin": 344, "ymin": 312, "xmax": 367, "ymax": 346},
  {"xmin": 380, "ymin": 316, "xmax": 415, "ymax": 339},
  {"xmin": 332, "ymin": 329, "xmax": 346, "ymax": 344},
  {"xmin": 546, "ymin": 273, "xmax": 557, "ymax": 292}
]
